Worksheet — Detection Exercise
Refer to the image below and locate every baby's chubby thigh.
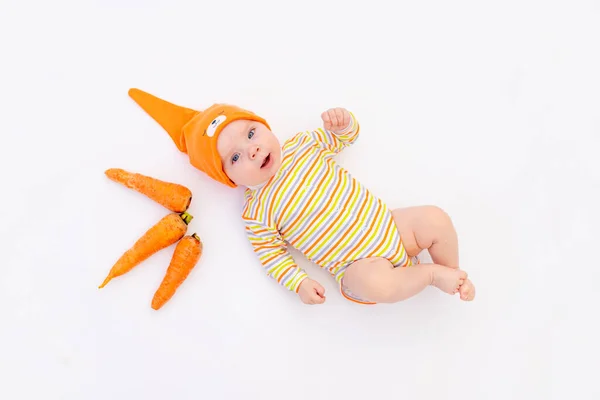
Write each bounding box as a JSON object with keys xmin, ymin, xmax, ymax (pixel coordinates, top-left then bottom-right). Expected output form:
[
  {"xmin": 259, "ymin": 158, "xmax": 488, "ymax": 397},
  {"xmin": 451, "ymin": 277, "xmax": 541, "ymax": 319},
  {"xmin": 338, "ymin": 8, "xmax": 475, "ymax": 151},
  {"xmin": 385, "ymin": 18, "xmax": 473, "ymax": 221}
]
[{"xmin": 342, "ymin": 257, "xmax": 398, "ymax": 303}]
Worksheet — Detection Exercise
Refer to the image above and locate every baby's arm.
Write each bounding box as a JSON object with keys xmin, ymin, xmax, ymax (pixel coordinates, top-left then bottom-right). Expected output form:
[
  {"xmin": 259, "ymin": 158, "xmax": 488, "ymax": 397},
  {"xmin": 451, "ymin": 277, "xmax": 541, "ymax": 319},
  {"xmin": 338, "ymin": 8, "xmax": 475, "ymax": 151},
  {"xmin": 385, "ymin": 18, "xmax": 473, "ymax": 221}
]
[
  {"xmin": 245, "ymin": 220, "xmax": 326, "ymax": 304},
  {"xmin": 245, "ymin": 219, "xmax": 308, "ymax": 292},
  {"xmin": 310, "ymin": 108, "xmax": 359, "ymax": 154}
]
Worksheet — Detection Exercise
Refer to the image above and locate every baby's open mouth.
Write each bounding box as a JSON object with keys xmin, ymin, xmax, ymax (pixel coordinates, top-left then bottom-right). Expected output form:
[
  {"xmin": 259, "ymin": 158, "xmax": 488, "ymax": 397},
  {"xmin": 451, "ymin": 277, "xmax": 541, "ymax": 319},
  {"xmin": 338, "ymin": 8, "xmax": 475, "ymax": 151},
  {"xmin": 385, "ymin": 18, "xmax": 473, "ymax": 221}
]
[{"xmin": 261, "ymin": 153, "xmax": 271, "ymax": 169}]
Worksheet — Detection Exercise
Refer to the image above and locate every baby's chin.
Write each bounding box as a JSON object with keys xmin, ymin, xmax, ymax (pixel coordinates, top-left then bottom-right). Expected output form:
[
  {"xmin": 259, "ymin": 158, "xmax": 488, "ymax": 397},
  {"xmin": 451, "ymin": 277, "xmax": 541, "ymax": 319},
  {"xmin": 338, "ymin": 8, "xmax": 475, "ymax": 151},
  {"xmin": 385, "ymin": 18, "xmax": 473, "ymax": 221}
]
[
  {"xmin": 244, "ymin": 172, "xmax": 276, "ymax": 187},
  {"xmin": 240, "ymin": 167, "xmax": 279, "ymax": 187}
]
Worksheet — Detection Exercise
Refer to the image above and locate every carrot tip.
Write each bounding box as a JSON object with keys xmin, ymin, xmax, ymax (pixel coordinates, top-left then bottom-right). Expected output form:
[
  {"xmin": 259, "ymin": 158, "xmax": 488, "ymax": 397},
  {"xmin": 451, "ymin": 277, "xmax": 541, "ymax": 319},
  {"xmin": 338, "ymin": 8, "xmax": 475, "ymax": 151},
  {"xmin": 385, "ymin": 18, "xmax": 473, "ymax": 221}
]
[
  {"xmin": 104, "ymin": 168, "xmax": 120, "ymax": 177},
  {"xmin": 99, "ymin": 276, "xmax": 112, "ymax": 288},
  {"xmin": 151, "ymin": 297, "xmax": 164, "ymax": 310}
]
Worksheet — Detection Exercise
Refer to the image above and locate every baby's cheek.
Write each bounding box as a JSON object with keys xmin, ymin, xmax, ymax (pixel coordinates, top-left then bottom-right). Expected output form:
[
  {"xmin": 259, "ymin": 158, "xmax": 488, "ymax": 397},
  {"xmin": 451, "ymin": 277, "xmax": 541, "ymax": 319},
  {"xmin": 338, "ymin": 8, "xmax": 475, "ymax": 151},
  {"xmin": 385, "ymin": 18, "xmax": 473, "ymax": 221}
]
[{"xmin": 241, "ymin": 162, "xmax": 252, "ymax": 176}]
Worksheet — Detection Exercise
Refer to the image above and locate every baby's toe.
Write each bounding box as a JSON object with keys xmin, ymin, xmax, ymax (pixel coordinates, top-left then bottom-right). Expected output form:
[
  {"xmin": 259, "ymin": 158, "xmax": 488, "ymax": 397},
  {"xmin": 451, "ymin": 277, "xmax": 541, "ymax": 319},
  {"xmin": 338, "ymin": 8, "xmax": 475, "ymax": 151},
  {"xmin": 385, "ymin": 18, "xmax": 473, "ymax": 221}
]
[
  {"xmin": 460, "ymin": 290, "xmax": 469, "ymax": 300},
  {"xmin": 459, "ymin": 280, "xmax": 475, "ymax": 301}
]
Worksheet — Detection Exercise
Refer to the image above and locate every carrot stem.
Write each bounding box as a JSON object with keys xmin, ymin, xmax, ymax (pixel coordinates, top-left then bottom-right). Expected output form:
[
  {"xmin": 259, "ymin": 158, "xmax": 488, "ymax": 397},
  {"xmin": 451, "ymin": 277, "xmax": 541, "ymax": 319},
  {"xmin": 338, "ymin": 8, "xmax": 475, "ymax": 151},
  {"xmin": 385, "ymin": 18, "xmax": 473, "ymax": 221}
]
[
  {"xmin": 180, "ymin": 211, "xmax": 193, "ymax": 225},
  {"xmin": 192, "ymin": 233, "xmax": 200, "ymax": 241}
]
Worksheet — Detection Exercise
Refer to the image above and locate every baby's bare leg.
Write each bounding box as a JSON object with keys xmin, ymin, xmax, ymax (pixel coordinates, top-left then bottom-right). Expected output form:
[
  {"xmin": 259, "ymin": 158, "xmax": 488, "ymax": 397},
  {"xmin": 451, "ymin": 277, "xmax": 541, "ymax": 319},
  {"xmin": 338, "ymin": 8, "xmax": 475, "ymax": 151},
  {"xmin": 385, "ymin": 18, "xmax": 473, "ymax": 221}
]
[
  {"xmin": 343, "ymin": 257, "xmax": 467, "ymax": 303},
  {"xmin": 392, "ymin": 206, "xmax": 475, "ymax": 301},
  {"xmin": 392, "ymin": 205, "xmax": 459, "ymax": 267}
]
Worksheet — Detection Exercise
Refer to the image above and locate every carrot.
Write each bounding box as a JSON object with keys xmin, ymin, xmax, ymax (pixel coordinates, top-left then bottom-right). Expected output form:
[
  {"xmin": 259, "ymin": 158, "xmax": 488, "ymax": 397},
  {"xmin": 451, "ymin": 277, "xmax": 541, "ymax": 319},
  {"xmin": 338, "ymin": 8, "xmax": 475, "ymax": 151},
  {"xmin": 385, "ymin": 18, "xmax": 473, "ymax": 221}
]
[
  {"xmin": 99, "ymin": 211, "xmax": 193, "ymax": 288},
  {"xmin": 105, "ymin": 168, "xmax": 192, "ymax": 213},
  {"xmin": 151, "ymin": 233, "xmax": 203, "ymax": 310}
]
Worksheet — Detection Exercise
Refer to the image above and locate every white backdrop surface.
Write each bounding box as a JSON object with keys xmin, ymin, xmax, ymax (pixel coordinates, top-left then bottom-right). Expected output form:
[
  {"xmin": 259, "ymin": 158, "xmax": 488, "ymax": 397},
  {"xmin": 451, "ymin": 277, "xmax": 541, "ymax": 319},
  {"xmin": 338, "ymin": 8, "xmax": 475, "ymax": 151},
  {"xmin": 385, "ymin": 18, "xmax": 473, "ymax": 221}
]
[{"xmin": 1, "ymin": 1, "xmax": 599, "ymax": 399}]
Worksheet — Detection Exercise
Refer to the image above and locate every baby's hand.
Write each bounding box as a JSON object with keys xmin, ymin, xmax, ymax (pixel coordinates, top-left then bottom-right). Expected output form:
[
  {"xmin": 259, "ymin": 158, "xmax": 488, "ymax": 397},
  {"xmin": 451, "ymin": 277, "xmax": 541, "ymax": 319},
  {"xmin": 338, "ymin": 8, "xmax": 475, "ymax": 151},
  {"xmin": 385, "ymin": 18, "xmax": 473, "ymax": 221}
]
[
  {"xmin": 322, "ymin": 108, "xmax": 351, "ymax": 133},
  {"xmin": 298, "ymin": 278, "xmax": 326, "ymax": 305}
]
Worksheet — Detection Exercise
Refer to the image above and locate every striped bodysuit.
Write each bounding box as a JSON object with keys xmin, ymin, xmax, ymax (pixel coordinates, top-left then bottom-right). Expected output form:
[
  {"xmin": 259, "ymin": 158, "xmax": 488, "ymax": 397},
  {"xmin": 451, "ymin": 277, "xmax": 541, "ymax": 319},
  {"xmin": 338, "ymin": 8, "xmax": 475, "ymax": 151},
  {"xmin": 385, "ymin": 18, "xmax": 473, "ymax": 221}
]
[{"xmin": 242, "ymin": 113, "xmax": 418, "ymax": 304}]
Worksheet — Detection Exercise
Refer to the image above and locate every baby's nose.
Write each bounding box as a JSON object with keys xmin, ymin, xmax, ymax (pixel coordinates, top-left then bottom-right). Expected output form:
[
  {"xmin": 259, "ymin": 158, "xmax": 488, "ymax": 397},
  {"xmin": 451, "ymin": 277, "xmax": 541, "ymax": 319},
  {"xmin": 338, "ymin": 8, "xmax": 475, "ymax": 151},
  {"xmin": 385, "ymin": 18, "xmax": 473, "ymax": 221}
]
[{"xmin": 249, "ymin": 145, "xmax": 260, "ymax": 158}]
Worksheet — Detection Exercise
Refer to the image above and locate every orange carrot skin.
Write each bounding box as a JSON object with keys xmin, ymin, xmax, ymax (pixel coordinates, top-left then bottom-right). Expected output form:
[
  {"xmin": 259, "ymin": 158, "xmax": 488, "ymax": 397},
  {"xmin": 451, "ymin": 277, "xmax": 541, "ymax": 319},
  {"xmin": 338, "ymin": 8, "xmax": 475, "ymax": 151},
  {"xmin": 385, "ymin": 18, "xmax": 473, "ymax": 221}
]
[
  {"xmin": 99, "ymin": 212, "xmax": 191, "ymax": 288},
  {"xmin": 105, "ymin": 168, "xmax": 192, "ymax": 212},
  {"xmin": 151, "ymin": 233, "xmax": 203, "ymax": 310}
]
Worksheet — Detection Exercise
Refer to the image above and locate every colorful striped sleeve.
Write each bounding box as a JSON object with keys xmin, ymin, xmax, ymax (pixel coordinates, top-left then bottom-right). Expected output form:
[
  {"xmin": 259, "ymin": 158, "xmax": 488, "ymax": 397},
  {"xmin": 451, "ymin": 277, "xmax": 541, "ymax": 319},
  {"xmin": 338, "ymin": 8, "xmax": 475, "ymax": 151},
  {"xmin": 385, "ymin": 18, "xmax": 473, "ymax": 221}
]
[
  {"xmin": 310, "ymin": 111, "xmax": 360, "ymax": 154},
  {"xmin": 244, "ymin": 218, "xmax": 309, "ymax": 292}
]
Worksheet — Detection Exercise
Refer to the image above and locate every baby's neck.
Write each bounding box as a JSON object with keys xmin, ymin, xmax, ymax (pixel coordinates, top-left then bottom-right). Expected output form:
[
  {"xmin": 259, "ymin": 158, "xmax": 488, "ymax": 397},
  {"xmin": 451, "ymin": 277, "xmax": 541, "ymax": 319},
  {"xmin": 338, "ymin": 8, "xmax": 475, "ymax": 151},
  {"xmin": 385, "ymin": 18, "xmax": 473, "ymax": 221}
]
[{"xmin": 246, "ymin": 181, "xmax": 268, "ymax": 190}]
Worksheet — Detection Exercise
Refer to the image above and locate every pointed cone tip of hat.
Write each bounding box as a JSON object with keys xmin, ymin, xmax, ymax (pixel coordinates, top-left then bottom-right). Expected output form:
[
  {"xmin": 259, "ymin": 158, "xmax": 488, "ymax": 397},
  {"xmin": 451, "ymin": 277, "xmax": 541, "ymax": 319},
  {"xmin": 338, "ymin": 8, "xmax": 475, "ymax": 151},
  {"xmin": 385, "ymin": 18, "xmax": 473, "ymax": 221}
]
[{"xmin": 128, "ymin": 88, "xmax": 199, "ymax": 153}]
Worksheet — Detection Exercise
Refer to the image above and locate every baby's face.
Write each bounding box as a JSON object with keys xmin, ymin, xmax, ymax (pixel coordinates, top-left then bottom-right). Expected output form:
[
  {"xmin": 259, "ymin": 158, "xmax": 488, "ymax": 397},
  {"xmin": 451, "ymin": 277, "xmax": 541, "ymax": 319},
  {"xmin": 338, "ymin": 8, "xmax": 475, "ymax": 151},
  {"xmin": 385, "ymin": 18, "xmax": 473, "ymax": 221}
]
[{"xmin": 217, "ymin": 119, "xmax": 282, "ymax": 187}]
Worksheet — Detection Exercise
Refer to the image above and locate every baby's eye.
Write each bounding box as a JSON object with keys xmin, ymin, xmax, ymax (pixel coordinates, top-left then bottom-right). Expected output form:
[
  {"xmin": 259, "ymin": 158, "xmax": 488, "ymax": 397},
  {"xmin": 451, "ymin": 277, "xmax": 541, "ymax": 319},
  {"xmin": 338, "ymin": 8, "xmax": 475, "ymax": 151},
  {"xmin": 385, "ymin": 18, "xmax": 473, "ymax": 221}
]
[
  {"xmin": 232, "ymin": 153, "xmax": 240, "ymax": 163},
  {"xmin": 248, "ymin": 129, "xmax": 255, "ymax": 139}
]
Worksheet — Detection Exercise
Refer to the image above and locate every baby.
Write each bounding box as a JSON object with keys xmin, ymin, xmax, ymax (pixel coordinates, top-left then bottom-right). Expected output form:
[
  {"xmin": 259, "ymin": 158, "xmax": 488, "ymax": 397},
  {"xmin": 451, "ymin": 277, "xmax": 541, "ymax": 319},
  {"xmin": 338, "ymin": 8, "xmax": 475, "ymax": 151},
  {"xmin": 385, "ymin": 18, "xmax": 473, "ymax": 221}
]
[{"xmin": 128, "ymin": 88, "xmax": 475, "ymax": 305}]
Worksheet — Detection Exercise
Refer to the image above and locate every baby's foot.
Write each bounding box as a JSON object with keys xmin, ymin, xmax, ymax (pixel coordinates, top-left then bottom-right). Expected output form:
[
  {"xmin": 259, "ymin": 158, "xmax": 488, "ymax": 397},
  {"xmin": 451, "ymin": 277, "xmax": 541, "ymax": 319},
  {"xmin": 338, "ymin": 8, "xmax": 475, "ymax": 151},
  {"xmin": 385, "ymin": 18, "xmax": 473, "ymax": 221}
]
[
  {"xmin": 431, "ymin": 266, "xmax": 467, "ymax": 295},
  {"xmin": 459, "ymin": 279, "xmax": 476, "ymax": 301}
]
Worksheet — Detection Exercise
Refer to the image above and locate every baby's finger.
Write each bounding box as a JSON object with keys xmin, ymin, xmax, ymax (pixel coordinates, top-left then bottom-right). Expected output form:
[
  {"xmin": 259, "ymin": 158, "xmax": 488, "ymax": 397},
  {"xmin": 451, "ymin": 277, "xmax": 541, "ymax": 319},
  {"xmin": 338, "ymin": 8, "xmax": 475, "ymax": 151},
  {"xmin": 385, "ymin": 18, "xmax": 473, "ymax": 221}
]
[
  {"xmin": 328, "ymin": 109, "xmax": 339, "ymax": 128},
  {"xmin": 342, "ymin": 110, "xmax": 350, "ymax": 128},
  {"xmin": 315, "ymin": 284, "xmax": 325, "ymax": 297},
  {"xmin": 335, "ymin": 108, "xmax": 345, "ymax": 127}
]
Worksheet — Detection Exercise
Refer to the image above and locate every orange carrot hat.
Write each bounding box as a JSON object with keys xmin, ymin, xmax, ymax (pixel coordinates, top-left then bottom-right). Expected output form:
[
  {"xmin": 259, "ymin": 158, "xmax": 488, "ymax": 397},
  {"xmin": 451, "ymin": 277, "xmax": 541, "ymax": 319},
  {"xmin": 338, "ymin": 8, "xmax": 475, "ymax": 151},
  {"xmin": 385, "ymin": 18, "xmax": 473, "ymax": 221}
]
[{"xmin": 128, "ymin": 88, "xmax": 270, "ymax": 188}]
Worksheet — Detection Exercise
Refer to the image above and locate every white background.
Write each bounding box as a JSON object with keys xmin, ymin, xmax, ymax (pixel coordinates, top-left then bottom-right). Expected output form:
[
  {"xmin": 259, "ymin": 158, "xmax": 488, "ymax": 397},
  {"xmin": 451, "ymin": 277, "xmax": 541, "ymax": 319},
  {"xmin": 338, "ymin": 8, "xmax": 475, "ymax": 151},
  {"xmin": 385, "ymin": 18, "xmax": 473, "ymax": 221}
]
[{"xmin": 1, "ymin": 0, "xmax": 599, "ymax": 399}]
